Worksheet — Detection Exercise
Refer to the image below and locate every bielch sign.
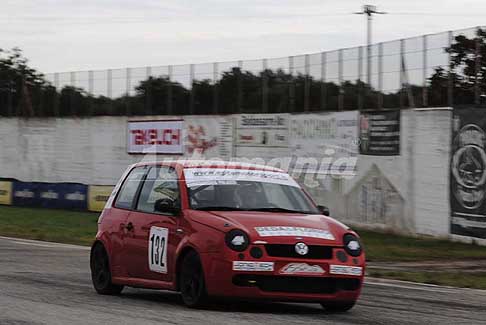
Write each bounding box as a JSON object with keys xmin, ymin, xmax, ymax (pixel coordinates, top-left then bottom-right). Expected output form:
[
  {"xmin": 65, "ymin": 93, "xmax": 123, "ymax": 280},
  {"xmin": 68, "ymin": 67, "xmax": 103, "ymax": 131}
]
[{"xmin": 127, "ymin": 120, "xmax": 184, "ymax": 154}]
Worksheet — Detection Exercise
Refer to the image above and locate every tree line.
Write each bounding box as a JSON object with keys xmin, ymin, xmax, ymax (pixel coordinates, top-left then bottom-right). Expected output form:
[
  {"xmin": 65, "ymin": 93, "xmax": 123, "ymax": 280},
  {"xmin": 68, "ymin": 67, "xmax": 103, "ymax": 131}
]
[{"xmin": 1, "ymin": 29, "xmax": 485, "ymax": 117}]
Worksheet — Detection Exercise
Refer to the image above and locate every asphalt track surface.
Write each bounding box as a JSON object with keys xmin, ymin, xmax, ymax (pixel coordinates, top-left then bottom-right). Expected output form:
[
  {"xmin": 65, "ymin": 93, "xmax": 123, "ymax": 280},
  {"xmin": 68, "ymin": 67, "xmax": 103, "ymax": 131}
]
[{"xmin": 1, "ymin": 237, "xmax": 486, "ymax": 325}]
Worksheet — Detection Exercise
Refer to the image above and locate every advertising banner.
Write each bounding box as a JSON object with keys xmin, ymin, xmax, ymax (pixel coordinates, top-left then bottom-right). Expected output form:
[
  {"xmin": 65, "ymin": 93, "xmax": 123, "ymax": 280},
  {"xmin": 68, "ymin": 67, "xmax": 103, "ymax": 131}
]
[
  {"xmin": 290, "ymin": 111, "xmax": 359, "ymax": 174},
  {"xmin": 359, "ymin": 110, "xmax": 400, "ymax": 156},
  {"xmin": 184, "ymin": 115, "xmax": 233, "ymax": 160},
  {"xmin": 88, "ymin": 185, "xmax": 114, "ymax": 212},
  {"xmin": 127, "ymin": 120, "xmax": 184, "ymax": 154},
  {"xmin": 0, "ymin": 181, "xmax": 12, "ymax": 205},
  {"xmin": 12, "ymin": 182, "xmax": 40, "ymax": 207},
  {"xmin": 451, "ymin": 108, "xmax": 486, "ymax": 239},
  {"xmin": 235, "ymin": 114, "xmax": 290, "ymax": 159},
  {"xmin": 12, "ymin": 182, "xmax": 87, "ymax": 210},
  {"xmin": 37, "ymin": 183, "xmax": 62, "ymax": 209},
  {"xmin": 59, "ymin": 183, "xmax": 88, "ymax": 210}
]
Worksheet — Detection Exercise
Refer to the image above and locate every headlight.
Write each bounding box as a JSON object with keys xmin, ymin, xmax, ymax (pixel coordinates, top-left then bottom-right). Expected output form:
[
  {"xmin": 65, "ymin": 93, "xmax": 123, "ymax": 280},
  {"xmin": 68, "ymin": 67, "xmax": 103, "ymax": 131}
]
[
  {"xmin": 343, "ymin": 234, "xmax": 362, "ymax": 257},
  {"xmin": 225, "ymin": 229, "xmax": 250, "ymax": 252}
]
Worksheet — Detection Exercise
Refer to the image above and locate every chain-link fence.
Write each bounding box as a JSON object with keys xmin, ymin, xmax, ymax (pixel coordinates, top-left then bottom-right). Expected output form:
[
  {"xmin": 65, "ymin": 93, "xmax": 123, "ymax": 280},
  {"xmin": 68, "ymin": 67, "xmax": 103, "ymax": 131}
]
[{"xmin": 3, "ymin": 26, "xmax": 486, "ymax": 117}]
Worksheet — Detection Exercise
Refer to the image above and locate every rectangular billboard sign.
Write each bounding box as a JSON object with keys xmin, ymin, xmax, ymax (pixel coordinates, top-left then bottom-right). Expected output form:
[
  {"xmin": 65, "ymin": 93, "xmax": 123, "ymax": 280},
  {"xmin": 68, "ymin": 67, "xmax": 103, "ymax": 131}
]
[{"xmin": 127, "ymin": 120, "xmax": 184, "ymax": 154}]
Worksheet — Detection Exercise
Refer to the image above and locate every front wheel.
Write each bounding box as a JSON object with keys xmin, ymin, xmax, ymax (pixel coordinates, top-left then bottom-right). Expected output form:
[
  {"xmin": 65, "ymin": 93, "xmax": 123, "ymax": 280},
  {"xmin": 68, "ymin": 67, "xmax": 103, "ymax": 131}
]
[
  {"xmin": 90, "ymin": 243, "xmax": 124, "ymax": 295},
  {"xmin": 179, "ymin": 251, "xmax": 208, "ymax": 308},
  {"xmin": 321, "ymin": 301, "xmax": 356, "ymax": 313}
]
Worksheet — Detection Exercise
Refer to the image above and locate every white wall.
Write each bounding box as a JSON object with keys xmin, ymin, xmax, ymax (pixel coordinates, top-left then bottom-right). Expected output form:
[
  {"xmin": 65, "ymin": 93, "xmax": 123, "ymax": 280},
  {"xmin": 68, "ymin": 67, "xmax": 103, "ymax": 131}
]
[
  {"xmin": 0, "ymin": 109, "xmax": 453, "ymax": 239},
  {"xmin": 0, "ymin": 117, "xmax": 139, "ymax": 185},
  {"xmin": 412, "ymin": 108, "xmax": 451, "ymax": 237},
  {"xmin": 309, "ymin": 108, "xmax": 452, "ymax": 238}
]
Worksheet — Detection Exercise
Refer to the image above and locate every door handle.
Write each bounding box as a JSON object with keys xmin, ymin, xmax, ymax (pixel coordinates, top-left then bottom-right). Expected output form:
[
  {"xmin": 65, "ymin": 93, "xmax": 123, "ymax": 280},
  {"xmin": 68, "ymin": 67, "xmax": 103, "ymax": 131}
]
[{"xmin": 125, "ymin": 222, "xmax": 134, "ymax": 231}]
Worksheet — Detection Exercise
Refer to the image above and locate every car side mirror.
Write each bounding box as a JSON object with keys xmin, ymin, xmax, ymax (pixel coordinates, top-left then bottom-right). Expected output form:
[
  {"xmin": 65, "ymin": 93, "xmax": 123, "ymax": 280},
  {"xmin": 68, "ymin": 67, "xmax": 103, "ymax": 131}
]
[
  {"xmin": 154, "ymin": 198, "xmax": 179, "ymax": 215},
  {"xmin": 317, "ymin": 205, "xmax": 330, "ymax": 216}
]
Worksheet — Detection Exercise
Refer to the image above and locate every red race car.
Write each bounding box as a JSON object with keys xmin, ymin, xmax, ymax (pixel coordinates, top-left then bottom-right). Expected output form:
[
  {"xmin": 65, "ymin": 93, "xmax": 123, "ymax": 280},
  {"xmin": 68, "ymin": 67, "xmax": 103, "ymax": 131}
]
[{"xmin": 90, "ymin": 161, "xmax": 365, "ymax": 312}]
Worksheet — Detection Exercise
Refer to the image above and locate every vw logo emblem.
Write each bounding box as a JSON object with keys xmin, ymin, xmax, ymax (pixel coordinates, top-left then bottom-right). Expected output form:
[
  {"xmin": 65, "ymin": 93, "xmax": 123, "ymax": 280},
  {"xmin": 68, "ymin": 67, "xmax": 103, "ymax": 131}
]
[{"xmin": 295, "ymin": 242, "xmax": 309, "ymax": 256}]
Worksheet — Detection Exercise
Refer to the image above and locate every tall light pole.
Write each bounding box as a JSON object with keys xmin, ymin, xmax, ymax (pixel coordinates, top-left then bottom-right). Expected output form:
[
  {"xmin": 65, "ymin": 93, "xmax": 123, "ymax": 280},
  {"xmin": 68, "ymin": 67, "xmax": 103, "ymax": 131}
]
[{"xmin": 355, "ymin": 5, "xmax": 386, "ymax": 86}]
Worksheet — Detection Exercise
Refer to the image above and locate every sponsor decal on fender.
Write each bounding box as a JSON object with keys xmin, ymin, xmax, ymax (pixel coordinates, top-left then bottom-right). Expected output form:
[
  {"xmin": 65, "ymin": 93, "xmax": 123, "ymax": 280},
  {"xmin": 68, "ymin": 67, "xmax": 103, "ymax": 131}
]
[
  {"xmin": 254, "ymin": 226, "xmax": 335, "ymax": 240},
  {"xmin": 232, "ymin": 261, "xmax": 274, "ymax": 272},
  {"xmin": 329, "ymin": 265, "xmax": 362, "ymax": 276},
  {"xmin": 279, "ymin": 263, "xmax": 325, "ymax": 275}
]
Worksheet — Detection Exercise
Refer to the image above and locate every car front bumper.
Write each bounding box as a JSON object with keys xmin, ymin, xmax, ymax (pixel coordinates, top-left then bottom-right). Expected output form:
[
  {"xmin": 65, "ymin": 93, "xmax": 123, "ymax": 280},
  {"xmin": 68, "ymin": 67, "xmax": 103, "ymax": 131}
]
[{"xmin": 200, "ymin": 250, "xmax": 365, "ymax": 303}]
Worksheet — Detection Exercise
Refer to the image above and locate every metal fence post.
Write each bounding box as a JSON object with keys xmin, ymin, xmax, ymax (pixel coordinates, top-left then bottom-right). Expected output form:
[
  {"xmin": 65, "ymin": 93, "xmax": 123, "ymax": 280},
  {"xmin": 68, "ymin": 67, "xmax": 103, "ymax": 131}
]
[
  {"xmin": 399, "ymin": 39, "xmax": 405, "ymax": 109},
  {"xmin": 237, "ymin": 60, "xmax": 243, "ymax": 113},
  {"xmin": 289, "ymin": 56, "xmax": 295, "ymax": 112},
  {"xmin": 475, "ymin": 27, "xmax": 481, "ymax": 106},
  {"xmin": 167, "ymin": 65, "xmax": 173, "ymax": 115},
  {"xmin": 448, "ymin": 31, "xmax": 454, "ymax": 107},
  {"xmin": 262, "ymin": 59, "xmax": 269, "ymax": 113},
  {"xmin": 125, "ymin": 68, "xmax": 131, "ymax": 115},
  {"xmin": 70, "ymin": 71, "xmax": 76, "ymax": 87},
  {"xmin": 338, "ymin": 49, "xmax": 343, "ymax": 111},
  {"xmin": 213, "ymin": 62, "xmax": 219, "ymax": 114},
  {"xmin": 88, "ymin": 71, "xmax": 94, "ymax": 94},
  {"xmin": 107, "ymin": 69, "xmax": 112, "ymax": 99},
  {"xmin": 145, "ymin": 66, "xmax": 152, "ymax": 115},
  {"xmin": 126, "ymin": 68, "xmax": 131, "ymax": 96},
  {"xmin": 190, "ymin": 64, "xmax": 195, "ymax": 115},
  {"xmin": 88, "ymin": 70, "xmax": 94, "ymax": 116},
  {"xmin": 53, "ymin": 73, "xmax": 60, "ymax": 116},
  {"xmin": 358, "ymin": 46, "xmax": 363, "ymax": 110},
  {"xmin": 423, "ymin": 35, "xmax": 428, "ymax": 107},
  {"xmin": 378, "ymin": 43, "xmax": 383, "ymax": 109},
  {"xmin": 304, "ymin": 54, "xmax": 310, "ymax": 111},
  {"xmin": 70, "ymin": 71, "xmax": 76, "ymax": 115},
  {"xmin": 320, "ymin": 52, "xmax": 326, "ymax": 110}
]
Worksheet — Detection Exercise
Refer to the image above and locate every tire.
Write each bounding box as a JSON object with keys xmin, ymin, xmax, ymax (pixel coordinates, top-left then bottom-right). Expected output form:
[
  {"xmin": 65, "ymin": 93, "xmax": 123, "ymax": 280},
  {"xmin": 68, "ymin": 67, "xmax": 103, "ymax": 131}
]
[
  {"xmin": 179, "ymin": 251, "xmax": 208, "ymax": 308},
  {"xmin": 321, "ymin": 301, "xmax": 356, "ymax": 313},
  {"xmin": 90, "ymin": 243, "xmax": 124, "ymax": 295}
]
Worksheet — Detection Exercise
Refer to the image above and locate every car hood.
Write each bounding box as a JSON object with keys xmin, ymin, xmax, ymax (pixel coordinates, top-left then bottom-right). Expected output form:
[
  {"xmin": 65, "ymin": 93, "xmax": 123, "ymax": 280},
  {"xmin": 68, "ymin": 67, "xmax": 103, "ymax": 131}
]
[{"xmin": 188, "ymin": 210, "xmax": 350, "ymax": 245}]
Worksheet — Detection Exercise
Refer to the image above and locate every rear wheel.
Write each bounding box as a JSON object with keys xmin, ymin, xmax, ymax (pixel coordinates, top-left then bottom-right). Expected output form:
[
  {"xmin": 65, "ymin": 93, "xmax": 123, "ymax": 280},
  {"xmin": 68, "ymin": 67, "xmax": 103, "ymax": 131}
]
[
  {"xmin": 179, "ymin": 251, "xmax": 208, "ymax": 308},
  {"xmin": 90, "ymin": 243, "xmax": 124, "ymax": 295},
  {"xmin": 321, "ymin": 301, "xmax": 356, "ymax": 313}
]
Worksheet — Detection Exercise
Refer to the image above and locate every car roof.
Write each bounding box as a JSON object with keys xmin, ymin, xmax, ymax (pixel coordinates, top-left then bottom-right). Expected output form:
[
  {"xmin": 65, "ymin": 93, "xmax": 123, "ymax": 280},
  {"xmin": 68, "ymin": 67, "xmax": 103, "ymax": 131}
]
[{"xmin": 132, "ymin": 160, "xmax": 285, "ymax": 173}]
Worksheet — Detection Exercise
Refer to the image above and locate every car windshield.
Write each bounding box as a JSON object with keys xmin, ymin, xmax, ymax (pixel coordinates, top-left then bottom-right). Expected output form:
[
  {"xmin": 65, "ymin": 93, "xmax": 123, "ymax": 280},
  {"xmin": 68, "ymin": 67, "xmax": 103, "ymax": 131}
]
[{"xmin": 187, "ymin": 181, "xmax": 319, "ymax": 214}]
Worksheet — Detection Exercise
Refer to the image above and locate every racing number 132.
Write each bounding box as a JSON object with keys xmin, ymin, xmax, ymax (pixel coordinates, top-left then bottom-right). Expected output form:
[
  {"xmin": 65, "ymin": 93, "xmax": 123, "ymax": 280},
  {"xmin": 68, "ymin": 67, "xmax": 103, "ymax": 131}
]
[{"xmin": 148, "ymin": 227, "xmax": 168, "ymax": 273}]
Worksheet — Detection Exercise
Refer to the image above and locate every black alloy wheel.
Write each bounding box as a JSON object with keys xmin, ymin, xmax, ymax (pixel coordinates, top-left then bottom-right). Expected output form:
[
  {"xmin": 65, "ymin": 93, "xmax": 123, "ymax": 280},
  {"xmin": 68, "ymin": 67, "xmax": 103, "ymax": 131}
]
[
  {"xmin": 180, "ymin": 251, "xmax": 208, "ymax": 308},
  {"xmin": 90, "ymin": 244, "xmax": 124, "ymax": 295}
]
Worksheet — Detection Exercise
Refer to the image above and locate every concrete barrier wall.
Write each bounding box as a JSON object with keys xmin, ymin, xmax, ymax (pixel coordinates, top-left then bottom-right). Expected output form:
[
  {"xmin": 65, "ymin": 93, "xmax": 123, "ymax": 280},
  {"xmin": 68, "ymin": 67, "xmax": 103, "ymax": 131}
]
[
  {"xmin": 0, "ymin": 109, "xmax": 455, "ymax": 239},
  {"xmin": 327, "ymin": 108, "xmax": 452, "ymax": 238}
]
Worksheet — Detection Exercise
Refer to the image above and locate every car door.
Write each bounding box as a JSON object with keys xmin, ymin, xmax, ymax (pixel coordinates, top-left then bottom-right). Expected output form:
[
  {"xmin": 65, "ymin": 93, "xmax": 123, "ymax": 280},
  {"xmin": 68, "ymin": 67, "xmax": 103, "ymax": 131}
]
[
  {"xmin": 109, "ymin": 166, "xmax": 149, "ymax": 272},
  {"xmin": 122, "ymin": 165, "xmax": 182, "ymax": 282}
]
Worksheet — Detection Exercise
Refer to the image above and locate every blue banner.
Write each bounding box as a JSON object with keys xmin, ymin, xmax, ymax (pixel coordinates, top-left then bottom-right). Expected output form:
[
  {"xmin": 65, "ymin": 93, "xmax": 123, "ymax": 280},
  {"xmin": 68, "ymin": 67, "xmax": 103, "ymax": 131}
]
[
  {"xmin": 12, "ymin": 182, "xmax": 40, "ymax": 207},
  {"xmin": 59, "ymin": 183, "xmax": 88, "ymax": 210},
  {"xmin": 12, "ymin": 182, "xmax": 88, "ymax": 210}
]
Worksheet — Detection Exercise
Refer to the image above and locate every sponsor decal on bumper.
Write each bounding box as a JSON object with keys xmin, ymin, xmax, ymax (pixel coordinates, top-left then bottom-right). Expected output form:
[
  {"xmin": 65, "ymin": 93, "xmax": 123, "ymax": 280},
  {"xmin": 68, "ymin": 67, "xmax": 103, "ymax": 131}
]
[
  {"xmin": 329, "ymin": 265, "xmax": 363, "ymax": 276},
  {"xmin": 254, "ymin": 226, "xmax": 335, "ymax": 240},
  {"xmin": 233, "ymin": 261, "xmax": 274, "ymax": 272},
  {"xmin": 279, "ymin": 263, "xmax": 325, "ymax": 275}
]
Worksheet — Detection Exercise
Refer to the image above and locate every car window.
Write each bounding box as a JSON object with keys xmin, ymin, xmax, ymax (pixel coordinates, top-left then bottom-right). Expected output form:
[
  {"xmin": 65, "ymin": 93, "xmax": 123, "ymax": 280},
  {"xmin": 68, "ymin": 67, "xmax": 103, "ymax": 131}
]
[
  {"xmin": 137, "ymin": 166, "xmax": 180, "ymax": 214},
  {"xmin": 261, "ymin": 182, "xmax": 296, "ymax": 210},
  {"xmin": 188, "ymin": 180, "xmax": 318, "ymax": 214},
  {"xmin": 114, "ymin": 167, "xmax": 147, "ymax": 210}
]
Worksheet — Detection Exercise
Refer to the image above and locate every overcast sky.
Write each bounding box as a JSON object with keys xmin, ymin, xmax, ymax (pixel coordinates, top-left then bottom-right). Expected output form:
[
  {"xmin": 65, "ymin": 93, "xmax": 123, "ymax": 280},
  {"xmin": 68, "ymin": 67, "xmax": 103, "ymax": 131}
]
[{"xmin": 2, "ymin": 0, "xmax": 485, "ymax": 73}]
